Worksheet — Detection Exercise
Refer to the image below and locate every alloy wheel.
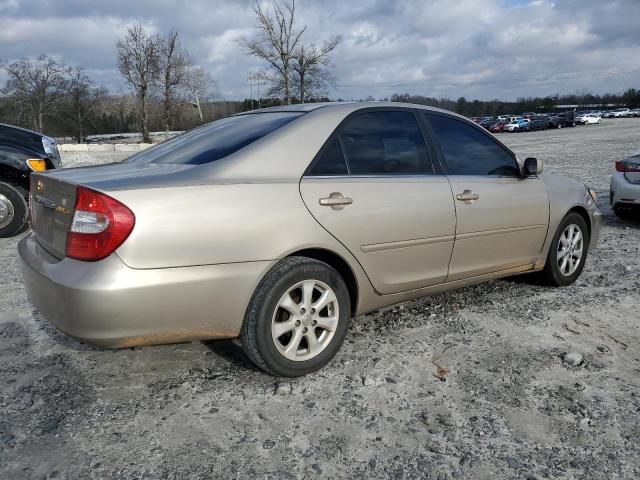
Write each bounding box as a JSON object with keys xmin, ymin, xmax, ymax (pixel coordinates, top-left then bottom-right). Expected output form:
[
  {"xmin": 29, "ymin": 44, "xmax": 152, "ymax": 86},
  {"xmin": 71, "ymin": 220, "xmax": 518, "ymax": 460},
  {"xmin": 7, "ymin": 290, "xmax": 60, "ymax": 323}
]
[
  {"xmin": 557, "ymin": 224, "xmax": 583, "ymax": 276},
  {"xmin": 271, "ymin": 279, "xmax": 339, "ymax": 362}
]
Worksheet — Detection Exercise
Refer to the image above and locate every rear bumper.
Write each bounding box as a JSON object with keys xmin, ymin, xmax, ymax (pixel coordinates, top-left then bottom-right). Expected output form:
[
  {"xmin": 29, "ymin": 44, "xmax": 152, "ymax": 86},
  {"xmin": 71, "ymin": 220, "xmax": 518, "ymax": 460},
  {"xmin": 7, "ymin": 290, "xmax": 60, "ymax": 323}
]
[
  {"xmin": 610, "ymin": 172, "xmax": 640, "ymax": 207},
  {"xmin": 18, "ymin": 233, "xmax": 273, "ymax": 347}
]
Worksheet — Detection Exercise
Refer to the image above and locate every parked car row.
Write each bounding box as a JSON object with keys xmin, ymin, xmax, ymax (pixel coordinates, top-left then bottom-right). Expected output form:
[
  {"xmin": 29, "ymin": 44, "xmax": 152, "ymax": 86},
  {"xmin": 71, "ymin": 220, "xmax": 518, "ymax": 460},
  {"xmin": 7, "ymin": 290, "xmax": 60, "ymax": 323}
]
[
  {"xmin": 473, "ymin": 112, "xmax": 577, "ymax": 133},
  {"xmin": 473, "ymin": 107, "xmax": 640, "ymax": 133},
  {"xmin": 602, "ymin": 108, "xmax": 640, "ymax": 118}
]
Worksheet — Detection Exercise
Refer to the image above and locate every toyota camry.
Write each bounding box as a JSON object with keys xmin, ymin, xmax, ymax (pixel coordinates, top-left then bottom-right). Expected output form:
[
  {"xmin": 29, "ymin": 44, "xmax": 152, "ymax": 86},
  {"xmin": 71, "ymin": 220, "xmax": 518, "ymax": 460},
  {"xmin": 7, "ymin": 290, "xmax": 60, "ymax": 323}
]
[{"xmin": 19, "ymin": 102, "xmax": 601, "ymax": 376}]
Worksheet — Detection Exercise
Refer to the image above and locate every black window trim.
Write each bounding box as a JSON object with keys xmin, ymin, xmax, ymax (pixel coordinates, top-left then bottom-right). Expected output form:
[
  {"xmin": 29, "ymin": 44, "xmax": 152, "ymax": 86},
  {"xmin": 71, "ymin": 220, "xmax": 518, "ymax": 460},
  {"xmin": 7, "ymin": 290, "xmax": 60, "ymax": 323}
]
[
  {"xmin": 303, "ymin": 106, "xmax": 440, "ymax": 178},
  {"xmin": 422, "ymin": 110, "xmax": 523, "ymax": 178}
]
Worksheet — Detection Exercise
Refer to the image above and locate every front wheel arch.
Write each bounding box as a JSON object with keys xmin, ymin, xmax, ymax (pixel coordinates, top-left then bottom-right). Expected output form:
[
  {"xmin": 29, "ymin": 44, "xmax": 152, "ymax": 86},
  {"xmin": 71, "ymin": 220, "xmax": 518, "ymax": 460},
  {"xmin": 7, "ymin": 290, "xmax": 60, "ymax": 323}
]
[{"xmin": 567, "ymin": 206, "xmax": 592, "ymax": 240}]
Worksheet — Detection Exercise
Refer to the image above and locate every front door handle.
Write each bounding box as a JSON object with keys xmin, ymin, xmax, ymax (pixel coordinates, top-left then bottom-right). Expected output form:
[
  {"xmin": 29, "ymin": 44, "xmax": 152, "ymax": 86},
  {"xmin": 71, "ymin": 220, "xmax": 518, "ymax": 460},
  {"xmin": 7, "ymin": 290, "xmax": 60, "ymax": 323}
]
[
  {"xmin": 456, "ymin": 190, "xmax": 480, "ymax": 204},
  {"xmin": 319, "ymin": 192, "xmax": 353, "ymax": 210}
]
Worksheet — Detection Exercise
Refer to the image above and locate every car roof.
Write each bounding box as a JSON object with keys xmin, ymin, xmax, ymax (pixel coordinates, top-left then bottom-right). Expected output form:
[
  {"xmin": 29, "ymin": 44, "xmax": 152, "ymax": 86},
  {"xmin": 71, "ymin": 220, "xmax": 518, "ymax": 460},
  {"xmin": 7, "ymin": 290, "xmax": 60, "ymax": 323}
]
[
  {"xmin": 235, "ymin": 101, "xmax": 471, "ymax": 122},
  {"xmin": 0, "ymin": 122, "xmax": 46, "ymax": 138}
]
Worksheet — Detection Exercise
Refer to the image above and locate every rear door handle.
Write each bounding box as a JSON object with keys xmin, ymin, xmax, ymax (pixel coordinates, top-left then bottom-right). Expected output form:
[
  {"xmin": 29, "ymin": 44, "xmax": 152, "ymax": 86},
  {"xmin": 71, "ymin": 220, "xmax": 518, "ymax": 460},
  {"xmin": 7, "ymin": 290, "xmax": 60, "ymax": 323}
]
[
  {"xmin": 456, "ymin": 190, "xmax": 480, "ymax": 204},
  {"xmin": 319, "ymin": 192, "xmax": 353, "ymax": 210}
]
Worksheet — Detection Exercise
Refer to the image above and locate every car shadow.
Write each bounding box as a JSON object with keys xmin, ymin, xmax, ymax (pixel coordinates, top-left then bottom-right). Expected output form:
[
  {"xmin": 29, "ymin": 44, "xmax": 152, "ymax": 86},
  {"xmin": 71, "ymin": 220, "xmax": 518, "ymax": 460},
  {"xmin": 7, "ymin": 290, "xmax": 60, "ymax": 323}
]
[
  {"xmin": 600, "ymin": 206, "xmax": 640, "ymax": 229},
  {"xmin": 201, "ymin": 338, "xmax": 261, "ymax": 372},
  {"xmin": 590, "ymin": 193, "xmax": 640, "ymax": 229}
]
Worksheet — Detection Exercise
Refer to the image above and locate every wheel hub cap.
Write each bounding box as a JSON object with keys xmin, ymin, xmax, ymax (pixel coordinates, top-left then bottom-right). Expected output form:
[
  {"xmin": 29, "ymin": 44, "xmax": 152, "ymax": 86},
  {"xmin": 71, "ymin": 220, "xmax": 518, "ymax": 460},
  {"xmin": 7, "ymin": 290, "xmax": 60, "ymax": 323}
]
[
  {"xmin": 557, "ymin": 224, "xmax": 584, "ymax": 277},
  {"xmin": 271, "ymin": 279, "xmax": 340, "ymax": 362},
  {"xmin": 0, "ymin": 193, "xmax": 15, "ymax": 229}
]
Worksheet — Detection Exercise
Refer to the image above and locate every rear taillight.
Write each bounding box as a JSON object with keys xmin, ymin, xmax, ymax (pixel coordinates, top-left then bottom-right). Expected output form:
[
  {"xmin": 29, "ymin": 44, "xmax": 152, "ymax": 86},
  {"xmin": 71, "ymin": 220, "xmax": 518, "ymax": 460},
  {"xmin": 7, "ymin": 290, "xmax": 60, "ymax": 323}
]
[
  {"xmin": 66, "ymin": 186, "xmax": 135, "ymax": 261},
  {"xmin": 615, "ymin": 160, "xmax": 640, "ymax": 173}
]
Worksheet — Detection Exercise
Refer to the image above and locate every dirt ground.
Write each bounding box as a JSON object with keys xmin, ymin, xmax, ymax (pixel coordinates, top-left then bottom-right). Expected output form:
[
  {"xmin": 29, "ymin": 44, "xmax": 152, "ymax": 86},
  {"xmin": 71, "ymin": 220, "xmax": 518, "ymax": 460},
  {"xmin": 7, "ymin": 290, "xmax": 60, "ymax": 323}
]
[{"xmin": 1, "ymin": 118, "xmax": 639, "ymax": 480}]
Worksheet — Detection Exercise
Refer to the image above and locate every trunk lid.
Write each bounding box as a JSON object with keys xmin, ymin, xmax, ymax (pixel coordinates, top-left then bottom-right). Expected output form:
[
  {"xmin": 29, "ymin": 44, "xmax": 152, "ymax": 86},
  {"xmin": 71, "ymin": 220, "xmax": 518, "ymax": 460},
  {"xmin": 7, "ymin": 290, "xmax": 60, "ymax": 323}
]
[{"xmin": 29, "ymin": 173, "xmax": 77, "ymax": 258}]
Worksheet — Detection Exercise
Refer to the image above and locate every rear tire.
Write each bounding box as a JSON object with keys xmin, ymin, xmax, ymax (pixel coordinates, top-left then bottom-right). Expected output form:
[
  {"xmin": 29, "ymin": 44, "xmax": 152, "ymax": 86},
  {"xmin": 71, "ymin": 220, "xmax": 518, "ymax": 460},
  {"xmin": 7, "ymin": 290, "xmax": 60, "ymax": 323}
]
[
  {"xmin": 0, "ymin": 182, "xmax": 28, "ymax": 238},
  {"xmin": 241, "ymin": 256, "xmax": 351, "ymax": 377},
  {"xmin": 542, "ymin": 213, "xmax": 589, "ymax": 286}
]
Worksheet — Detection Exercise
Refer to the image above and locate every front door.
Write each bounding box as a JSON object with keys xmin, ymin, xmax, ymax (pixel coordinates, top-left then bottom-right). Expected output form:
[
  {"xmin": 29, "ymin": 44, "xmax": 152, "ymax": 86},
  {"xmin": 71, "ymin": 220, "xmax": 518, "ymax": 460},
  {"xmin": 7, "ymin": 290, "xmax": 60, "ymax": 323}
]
[
  {"xmin": 300, "ymin": 110, "xmax": 456, "ymax": 294},
  {"xmin": 423, "ymin": 112, "xmax": 549, "ymax": 281}
]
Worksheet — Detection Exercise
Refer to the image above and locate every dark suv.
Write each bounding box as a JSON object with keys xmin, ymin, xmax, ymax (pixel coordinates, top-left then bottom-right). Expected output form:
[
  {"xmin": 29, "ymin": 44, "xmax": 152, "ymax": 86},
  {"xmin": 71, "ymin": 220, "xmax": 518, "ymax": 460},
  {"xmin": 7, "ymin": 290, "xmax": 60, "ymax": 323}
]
[
  {"xmin": 548, "ymin": 111, "xmax": 576, "ymax": 129},
  {"xmin": 528, "ymin": 115, "xmax": 549, "ymax": 131},
  {"xmin": 0, "ymin": 123, "xmax": 62, "ymax": 237}
]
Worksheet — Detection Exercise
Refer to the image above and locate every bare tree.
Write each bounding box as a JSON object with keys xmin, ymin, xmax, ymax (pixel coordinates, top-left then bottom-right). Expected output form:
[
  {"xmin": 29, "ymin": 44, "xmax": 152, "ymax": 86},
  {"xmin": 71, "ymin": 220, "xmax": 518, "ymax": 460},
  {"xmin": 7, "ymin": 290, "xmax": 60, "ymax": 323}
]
[
  {"xmin": 184, "ymin": 66, "xmax": 215, "ymax": 123},
  {"xmin": 158, "ymin": 31, "xmax": 189, "ymax": 135},
  {"xmin": 116, "ymin": 24, "xmax": 160, "ymax": 143},
  {"xmin": 239, "ymin": 0, "xmax": 305, "ymax": 104},
  {"xmin": 62, "ymin": 67, "xmax": 107, "ymax": 143},
  {"xmin": 292, "ymin": 36, "xmax": 340, "ymax": 103},
  {"xmin": 1, "ymin": 54, "xmax": 69, "ymax": 132},
  {"xmin": 108, "ymin": 90, "xmax": 136, "ymax": 133}
]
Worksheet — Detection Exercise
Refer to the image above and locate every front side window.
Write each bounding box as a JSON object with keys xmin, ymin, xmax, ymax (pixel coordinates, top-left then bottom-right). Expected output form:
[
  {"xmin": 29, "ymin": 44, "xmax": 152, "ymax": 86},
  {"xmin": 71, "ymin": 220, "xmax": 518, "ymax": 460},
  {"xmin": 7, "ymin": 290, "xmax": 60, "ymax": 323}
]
[
  {"xmin": 126, "ymin": 112, "xmax": 303, "ymax": 165},
  {"xmin": 426, "ymin": 114, "xmax": 520, "ymax": 176},
  {"xmin": 338, "ymin": 111, "xmax": 432, "ymax": 175}
]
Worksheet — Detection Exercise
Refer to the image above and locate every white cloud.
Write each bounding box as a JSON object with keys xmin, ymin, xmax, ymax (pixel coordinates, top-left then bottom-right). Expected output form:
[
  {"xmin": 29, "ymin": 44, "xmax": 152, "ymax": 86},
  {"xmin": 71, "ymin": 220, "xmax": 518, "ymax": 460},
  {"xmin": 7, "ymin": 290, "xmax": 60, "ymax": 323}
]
[{"xmin": 0, "ymin": 0, "xmax": 638, "ymax": 100}]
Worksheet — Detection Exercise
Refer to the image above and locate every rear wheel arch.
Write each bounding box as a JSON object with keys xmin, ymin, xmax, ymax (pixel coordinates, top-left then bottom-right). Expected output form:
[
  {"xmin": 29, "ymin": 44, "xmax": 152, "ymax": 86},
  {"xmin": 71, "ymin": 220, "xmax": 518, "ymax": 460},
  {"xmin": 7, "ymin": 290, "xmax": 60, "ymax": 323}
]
[{"xmin": 286, "ymin": 248, "xmax": 359, "ymax": 316}]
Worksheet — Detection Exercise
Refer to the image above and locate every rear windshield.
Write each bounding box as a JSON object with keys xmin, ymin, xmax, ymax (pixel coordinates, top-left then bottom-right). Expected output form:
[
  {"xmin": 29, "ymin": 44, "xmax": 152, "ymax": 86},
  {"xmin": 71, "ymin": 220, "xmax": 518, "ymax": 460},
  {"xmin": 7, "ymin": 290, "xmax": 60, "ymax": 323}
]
[{"xmin": 126, "ymin": 112, "xmax": 303, "ymax": 165}]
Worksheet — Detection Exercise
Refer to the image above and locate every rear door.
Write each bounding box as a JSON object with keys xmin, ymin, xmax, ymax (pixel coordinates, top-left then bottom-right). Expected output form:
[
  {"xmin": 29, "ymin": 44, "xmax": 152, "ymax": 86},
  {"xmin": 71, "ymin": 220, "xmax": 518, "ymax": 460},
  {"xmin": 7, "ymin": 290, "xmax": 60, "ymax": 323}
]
[
  {"xmin": 300, "ymin": 109, "xmax": 456, "ymax": 294},
  {"xmin": 423, "ymin": 112, "xmax": 549, "ymax": 281}
]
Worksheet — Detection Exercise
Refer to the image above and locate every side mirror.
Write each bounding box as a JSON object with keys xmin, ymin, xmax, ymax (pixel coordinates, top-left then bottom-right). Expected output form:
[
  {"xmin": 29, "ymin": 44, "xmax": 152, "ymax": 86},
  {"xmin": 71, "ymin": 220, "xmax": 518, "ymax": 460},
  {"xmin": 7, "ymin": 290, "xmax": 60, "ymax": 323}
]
[{"xmin": 523, "ymin": 157, "xmax": 543, "ymax": 176}]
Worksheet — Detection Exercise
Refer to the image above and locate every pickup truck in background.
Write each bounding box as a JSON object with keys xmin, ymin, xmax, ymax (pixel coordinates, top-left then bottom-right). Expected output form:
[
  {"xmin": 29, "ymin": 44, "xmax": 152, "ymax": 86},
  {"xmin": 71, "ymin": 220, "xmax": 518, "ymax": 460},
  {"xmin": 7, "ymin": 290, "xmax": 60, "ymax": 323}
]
[{"xmin": 0, "ymin": 123, "xmax": 62, "ymax": 237}]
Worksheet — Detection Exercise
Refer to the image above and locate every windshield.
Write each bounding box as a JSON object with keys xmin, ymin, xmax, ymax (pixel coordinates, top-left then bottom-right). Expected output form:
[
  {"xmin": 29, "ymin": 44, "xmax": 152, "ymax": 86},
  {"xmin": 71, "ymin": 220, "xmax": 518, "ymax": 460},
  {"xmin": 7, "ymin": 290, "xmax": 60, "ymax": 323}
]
[{"xmin": 126, "ymin": 112, "xmax": 304, "ymax": 165}]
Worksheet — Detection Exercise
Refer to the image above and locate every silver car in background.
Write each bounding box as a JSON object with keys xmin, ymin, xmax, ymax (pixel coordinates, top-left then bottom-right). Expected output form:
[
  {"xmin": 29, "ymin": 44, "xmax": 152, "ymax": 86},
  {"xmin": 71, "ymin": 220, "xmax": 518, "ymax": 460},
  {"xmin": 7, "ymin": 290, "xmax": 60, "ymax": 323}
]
[
  {"xmin": 610, "ymin": 149, "xmax": 640, "ymax": 217},
  {"xmin": 19, "ymin": 102, "xmax": 601, "ymax": 376}
]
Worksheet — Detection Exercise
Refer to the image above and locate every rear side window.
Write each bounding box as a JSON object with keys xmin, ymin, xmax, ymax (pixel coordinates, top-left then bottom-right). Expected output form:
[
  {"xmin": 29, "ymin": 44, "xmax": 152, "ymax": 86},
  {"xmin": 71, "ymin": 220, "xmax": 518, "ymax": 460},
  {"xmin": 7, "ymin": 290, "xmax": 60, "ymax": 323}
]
[
  {"xmin": 307, "ymin": 138, "xmax": 348, "ymax": 176},
  {"xmin": 126, "ymin": 112, "xmax": 303, "ymax": 165},
  {"xmin": 339, "ymin": 111, "xmax": 432, "ymax": 175},
  {"xmin": 426, "ymin": 114, "xmax": 520, "ymax": 176}
]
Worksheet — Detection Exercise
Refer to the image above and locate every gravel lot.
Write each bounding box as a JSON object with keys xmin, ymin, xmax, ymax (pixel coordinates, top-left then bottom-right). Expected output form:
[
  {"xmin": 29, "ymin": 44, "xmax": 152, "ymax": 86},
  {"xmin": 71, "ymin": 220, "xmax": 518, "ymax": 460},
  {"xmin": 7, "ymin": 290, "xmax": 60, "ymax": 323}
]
[{"xmin": 1, "ymin": 118, "xmax": 639, "ymax": 479}]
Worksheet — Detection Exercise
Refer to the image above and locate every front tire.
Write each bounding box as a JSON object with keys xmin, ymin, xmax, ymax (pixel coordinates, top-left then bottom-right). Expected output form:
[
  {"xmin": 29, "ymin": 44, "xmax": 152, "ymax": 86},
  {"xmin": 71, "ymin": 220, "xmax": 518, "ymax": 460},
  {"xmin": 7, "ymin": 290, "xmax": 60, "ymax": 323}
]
[
  {"xmin": 241, "ymin": 257, "xmax": 351, "ymax": 377},
  {"xmin": 0, "ymin": 182, "xmax": 28, "ymax": 238},
  {"xmin": 542, "ymin": 213, "xmax": 589, "ymax": 286}
]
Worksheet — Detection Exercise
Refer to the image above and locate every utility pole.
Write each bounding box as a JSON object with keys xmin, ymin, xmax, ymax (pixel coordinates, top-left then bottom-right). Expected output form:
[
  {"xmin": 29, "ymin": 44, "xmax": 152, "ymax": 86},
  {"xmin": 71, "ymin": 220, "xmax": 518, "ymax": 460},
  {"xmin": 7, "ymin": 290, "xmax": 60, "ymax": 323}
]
[
  {"xmin": 248, "ymin": 72, "xmax": 263, "ymax": 110},
  {"xmin": 248, "ymin": 74, "xmax": 254, "ymax": 110},
  {"xmin": 257, "ymin": 76, "xmax": 261, "ymax": 109}
]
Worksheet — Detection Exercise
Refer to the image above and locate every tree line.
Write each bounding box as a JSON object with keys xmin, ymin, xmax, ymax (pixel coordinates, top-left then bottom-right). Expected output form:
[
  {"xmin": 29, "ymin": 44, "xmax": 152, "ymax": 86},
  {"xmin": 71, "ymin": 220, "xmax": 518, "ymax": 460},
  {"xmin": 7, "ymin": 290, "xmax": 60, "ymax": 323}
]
[{"xmin": 1, "ymin": 0, "xmax": 639, "ymax": 141}]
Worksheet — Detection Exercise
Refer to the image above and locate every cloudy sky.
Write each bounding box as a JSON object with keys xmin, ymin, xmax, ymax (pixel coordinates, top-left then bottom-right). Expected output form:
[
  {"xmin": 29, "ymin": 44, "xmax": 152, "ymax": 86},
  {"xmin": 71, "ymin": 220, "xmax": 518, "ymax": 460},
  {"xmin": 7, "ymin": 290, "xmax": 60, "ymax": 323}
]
[{"xmin": 1, "ymin": 0, "xmax": 639, "ymax": 101}]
